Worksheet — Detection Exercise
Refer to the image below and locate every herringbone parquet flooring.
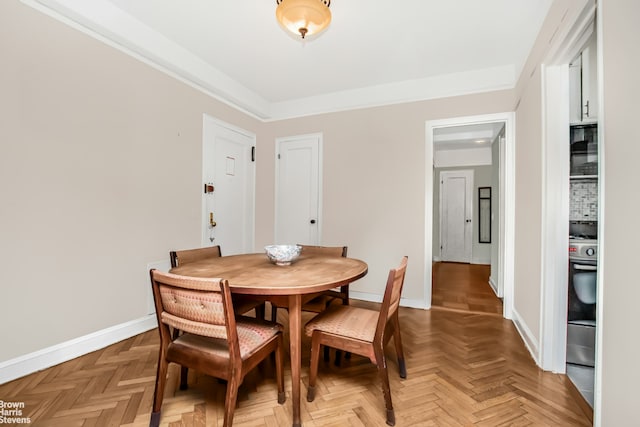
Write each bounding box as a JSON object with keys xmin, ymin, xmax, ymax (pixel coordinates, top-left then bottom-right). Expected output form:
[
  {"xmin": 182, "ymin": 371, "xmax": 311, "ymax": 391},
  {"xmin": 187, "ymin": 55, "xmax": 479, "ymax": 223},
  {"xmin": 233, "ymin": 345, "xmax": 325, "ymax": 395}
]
[{"xmin": 0, "ymin": 263, "xmax": 592, "ymax": 426}]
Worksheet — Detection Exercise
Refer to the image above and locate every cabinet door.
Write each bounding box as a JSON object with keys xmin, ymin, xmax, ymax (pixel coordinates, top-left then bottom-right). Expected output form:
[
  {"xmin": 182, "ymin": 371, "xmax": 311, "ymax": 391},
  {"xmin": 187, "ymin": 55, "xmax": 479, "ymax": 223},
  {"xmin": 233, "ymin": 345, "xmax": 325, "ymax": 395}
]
[
  {"xmin": 569, "ymin": 59, "xmax": 583, "ymax": 124},
  {"xmin": 581, "ymin": 36, "xmax": 598, "ymax": 122}
]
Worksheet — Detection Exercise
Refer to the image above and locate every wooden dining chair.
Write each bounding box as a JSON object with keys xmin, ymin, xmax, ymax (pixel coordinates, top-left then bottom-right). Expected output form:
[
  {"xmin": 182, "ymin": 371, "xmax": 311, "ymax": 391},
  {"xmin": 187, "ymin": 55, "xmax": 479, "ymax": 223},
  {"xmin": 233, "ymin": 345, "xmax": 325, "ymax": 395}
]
[
  {"xmin": 304, "ymin": 256, "xmax": 408, "ymax": 426},
  {"xmin": 169, "ymin": 245, "xmax": 267, "ymax": 389},
  {"xmin": 149, "ymin": 269, "xmax": 285, "ymax": 427},
  {"xmin": 170, "ymin": 245, "xmax": 266, "ymax": 320},
  {"xmin": 269, "ymin": 244, "xmax": 350, "ymax": 363}
]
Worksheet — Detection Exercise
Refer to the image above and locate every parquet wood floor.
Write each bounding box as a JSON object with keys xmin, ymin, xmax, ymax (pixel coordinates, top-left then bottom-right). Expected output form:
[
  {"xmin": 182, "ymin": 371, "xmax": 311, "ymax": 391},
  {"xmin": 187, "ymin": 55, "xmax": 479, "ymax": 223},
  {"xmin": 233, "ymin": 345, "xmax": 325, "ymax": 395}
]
[{"xmin": 0, "ymin": 263, "xmax": 592, "ymax": 426}]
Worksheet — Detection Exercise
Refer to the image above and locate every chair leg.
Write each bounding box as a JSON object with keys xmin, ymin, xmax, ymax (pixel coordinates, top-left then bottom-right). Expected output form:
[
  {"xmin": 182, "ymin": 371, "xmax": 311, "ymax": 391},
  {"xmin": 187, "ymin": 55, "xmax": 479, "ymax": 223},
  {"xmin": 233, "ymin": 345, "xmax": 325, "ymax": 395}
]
[
  {"xmin": 149, "ymin": 411, "xmax": 161, "ymax": 427},
  {"xmin": 307, "ymin": 333, "xmax": 322, "ymax": 402},
  {"xmin": 339, "ymin": 296, "xmax": 352, "ymax": 364},
  {"xmin": 150, "ymin": 354, "xmax": 169, "ymax": 427},
  {"xmin": 392, "ymin": 315, "xmax": 407, "ymax": 379},
  {"xmin": 275, "ymin": 334, "xmax": 286, "ymax": 404},
  {"xmin": 323, "ymin": 345, "xmax": 330, "ymax": 362},
  {"xmin": 179, "ymin": 366, "xmax": 189, "ymax": 390},
  {"xmin": 223, "ymin": 377, "xmax": 240, "ymax": 427},
  {"xmin": 375, "ymin": 347, "xmax": 395, "ymax": 426},
  {"xmin": 271, "ymin": 304, "xmax": 278, "ymax": 322},
  {"xmin": 255, "ymin": 302, "xmax": 266, "ymax": 321}
]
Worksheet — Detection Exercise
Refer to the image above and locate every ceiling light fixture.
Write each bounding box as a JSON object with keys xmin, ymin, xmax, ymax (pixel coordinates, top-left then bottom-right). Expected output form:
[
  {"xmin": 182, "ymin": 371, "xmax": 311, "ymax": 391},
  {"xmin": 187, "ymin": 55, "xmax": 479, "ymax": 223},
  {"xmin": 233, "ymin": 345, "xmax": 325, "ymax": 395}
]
[{"xmin": 275, "ymin": 0, "xmax": 331, "ymax": 40}]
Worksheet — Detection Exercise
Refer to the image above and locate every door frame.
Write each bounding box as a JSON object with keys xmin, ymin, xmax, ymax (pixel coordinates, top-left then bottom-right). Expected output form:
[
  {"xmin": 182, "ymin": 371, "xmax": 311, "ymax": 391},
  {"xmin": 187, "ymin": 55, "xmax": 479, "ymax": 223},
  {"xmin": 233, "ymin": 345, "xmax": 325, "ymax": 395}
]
[
  {"xmin": 274, "ymin": 132, "xmax": 323, "ymax": 245},
  {"xmin": 439, "ymin": 169, "xmax": 474, "ymax": 263},
  {"xmin": 425, "ymin": 113, "xmax": 515, "ymax": 319},
  {"xmin": 201, "ymin": 114, "xmax": 256, "ymax": 251}
]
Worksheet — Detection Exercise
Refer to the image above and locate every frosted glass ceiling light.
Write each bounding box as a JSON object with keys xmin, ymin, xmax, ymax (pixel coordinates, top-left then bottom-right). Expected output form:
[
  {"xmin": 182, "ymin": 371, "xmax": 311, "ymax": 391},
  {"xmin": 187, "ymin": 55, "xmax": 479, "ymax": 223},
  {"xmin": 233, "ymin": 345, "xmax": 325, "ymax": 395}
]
[{"xmin": 276, "ymin": 0, "xmax": 331, "ymax": 40}]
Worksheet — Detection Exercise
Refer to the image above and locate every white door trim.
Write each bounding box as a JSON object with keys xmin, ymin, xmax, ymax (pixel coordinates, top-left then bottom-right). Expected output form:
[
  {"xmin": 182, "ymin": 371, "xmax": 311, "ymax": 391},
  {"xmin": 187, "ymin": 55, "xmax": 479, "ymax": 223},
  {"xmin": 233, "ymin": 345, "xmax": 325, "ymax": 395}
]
[
  {"xmin": 540, "ymin": 64, "xmax": 571, "ymax": 374},
  {"xmin": 425, "ymin": 113, "xmax": 515, "ymax": 318}
]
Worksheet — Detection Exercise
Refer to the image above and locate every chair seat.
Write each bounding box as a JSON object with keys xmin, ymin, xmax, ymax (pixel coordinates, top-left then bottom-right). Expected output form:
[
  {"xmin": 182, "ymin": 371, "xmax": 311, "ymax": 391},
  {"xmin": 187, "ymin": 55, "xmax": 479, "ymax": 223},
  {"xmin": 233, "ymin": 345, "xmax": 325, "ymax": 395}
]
[
  {"xmin": 173, "ymin": 317, "xmax": 282, "ymax": 359},
  {"xmin": 304, "ymin": 305, "xmax": 378, "ymax": 342}
]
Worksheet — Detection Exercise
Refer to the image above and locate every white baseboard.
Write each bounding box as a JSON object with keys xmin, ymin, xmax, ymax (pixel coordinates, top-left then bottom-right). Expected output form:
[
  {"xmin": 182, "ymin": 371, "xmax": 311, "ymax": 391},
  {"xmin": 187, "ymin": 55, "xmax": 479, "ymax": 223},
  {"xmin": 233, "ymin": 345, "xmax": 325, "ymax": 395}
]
[
  {"xmin": 510, "ymin": 307, "xmax": 540, "ymax": 366},
  {"xmin": 488, "ymin": 276, "xmax": 498, "ymax": 295},
  {"xmin": 350, "ymin": 290, "xmax": 428, "ymax": 310},
  {"xmin": 0, "ymin": 315, "xmax": 157, "ymax": 384}
]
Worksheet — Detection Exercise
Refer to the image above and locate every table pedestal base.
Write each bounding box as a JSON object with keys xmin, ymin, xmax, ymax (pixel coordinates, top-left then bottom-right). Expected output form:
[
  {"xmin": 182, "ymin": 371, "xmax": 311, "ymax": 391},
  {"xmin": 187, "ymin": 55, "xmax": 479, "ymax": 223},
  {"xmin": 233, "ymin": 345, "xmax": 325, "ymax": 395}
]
[{"xmin": 289, "ymin": 294, "xmax": 302, "ymax": 427}]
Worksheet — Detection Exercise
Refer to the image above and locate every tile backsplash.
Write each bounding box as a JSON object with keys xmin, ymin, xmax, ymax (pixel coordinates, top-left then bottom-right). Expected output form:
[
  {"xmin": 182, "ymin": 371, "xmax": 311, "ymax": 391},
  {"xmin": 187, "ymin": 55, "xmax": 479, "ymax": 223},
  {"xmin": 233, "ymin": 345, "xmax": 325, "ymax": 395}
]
[{"xmin": 570, "ymin": 180, "xmax": 598, "ymax": 221}]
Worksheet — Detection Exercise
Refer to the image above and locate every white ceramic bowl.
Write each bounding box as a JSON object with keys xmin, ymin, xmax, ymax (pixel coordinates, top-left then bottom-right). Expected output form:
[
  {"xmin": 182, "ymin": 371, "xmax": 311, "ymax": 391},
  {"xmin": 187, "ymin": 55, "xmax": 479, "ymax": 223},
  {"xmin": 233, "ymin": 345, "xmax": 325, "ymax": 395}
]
[{"xmin": 265, "ymin": 244, "xmax": 302, "ymax": 266}]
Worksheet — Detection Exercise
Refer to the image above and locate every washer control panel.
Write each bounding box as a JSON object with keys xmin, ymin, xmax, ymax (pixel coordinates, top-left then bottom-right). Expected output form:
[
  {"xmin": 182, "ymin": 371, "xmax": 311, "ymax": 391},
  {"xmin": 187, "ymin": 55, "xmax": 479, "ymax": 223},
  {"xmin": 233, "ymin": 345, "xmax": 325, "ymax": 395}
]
[{"xmin": 569, "ymin": 239, "xmax": 598, "ymax": 261}]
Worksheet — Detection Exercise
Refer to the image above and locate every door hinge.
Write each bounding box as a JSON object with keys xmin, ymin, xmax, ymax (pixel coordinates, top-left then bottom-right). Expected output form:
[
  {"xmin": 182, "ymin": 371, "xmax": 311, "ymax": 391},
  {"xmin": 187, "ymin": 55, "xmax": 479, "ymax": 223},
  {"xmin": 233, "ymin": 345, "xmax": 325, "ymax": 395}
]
[
  {"xmin": 251, "ymin": 146, "xmax": 255, "ymax": 162},
  {"xmin": 277, "ymin": 153, "xmax": 281, "ymax": 159}
]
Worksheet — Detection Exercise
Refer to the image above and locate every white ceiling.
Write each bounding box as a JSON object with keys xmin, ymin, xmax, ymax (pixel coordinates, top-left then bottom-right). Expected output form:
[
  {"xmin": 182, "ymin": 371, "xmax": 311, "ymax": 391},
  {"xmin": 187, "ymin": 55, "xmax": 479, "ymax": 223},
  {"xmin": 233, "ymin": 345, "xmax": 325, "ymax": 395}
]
[
  {"xmin": 27, "ymin": 0, "xmax": 553, "ymax": 122},
  {"xmin": 434, "ymin": 122, "xmax": 505, "ymax": 151}
]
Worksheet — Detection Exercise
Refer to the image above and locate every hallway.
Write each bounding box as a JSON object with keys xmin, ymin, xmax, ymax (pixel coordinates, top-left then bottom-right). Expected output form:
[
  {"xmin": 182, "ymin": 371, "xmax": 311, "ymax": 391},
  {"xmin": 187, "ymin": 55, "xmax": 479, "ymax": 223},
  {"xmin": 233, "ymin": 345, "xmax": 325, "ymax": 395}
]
[{"xmin": 432, "ymin": 262, "xmax": 503, "ymax": 315}]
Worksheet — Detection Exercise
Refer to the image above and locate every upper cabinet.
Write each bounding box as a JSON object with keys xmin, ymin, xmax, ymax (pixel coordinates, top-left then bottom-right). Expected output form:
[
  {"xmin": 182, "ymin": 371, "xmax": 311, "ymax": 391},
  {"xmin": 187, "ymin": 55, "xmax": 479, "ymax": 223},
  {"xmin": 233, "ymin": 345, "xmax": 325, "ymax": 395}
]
[{"xmin": 570, "ymin": 33, "xmax": 598, "ymax": 124}]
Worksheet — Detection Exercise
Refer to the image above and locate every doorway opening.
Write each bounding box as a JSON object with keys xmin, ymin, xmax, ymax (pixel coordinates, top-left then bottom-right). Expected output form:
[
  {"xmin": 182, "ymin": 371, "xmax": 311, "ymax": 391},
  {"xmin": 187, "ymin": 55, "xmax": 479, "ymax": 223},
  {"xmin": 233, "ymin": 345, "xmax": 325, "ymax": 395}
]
[{"xmin": 425, "ymin": 113, "xmax": 515, "ymax": 319}]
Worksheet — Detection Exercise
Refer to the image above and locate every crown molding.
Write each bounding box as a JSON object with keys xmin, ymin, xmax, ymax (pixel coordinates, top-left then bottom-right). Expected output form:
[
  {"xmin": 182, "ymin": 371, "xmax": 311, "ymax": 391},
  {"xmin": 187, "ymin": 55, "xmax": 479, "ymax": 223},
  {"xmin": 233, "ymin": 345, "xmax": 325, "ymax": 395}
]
[
  {"xmin": 23, "ymin": 0, "xmax": 518, "ymax": 122},
  {"xmin": 267, "ymin": 66, "xmax": 515, "ymax": 121}
]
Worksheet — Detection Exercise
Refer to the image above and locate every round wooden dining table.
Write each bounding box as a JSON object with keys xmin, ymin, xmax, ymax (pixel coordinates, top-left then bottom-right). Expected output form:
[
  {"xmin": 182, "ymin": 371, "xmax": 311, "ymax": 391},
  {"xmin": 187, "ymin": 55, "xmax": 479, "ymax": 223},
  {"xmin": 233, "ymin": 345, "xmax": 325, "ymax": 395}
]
[{"xmin": 170, "ymin": 252, "xmax": 368, "ymax": 427}]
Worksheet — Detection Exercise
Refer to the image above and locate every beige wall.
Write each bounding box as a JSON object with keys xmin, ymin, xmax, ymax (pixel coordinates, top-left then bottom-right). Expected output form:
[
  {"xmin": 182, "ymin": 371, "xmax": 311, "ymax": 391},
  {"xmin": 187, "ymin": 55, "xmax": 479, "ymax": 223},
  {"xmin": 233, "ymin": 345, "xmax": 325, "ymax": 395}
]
[
  {"xmin": 599, "ymin": 0, "xmax": 640, "ymax": 423},
  {"xmin": 513, "ymin": 69, "xmax": 544, "ymax": 341},
  {"xmin": 0, "ymin": 1, "xmax": 261, "ymax": 360}
]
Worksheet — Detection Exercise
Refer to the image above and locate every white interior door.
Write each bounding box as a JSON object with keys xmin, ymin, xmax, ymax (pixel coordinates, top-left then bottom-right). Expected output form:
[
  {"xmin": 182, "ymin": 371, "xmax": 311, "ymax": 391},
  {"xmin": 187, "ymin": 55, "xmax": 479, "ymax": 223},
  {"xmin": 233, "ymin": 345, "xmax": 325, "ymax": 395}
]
[
  {"xmin": 275, "ymin": 134, "xmax": 321, "ymax": 245},
  {"xmin": 202, "ymin": 115, "xmax": 255, "ymax": 255},
  {"xmin": 440, "ymin": 170, "xmax": 473, "ymax": 263}
]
